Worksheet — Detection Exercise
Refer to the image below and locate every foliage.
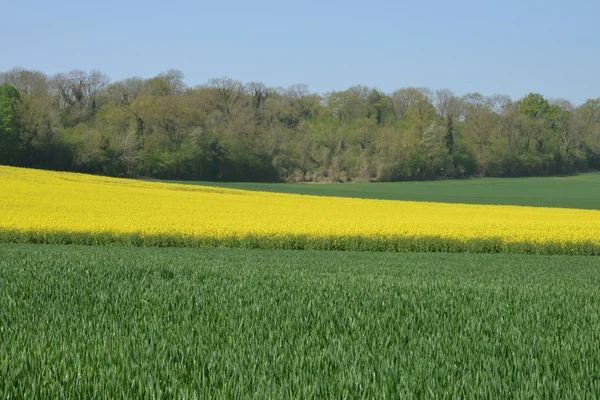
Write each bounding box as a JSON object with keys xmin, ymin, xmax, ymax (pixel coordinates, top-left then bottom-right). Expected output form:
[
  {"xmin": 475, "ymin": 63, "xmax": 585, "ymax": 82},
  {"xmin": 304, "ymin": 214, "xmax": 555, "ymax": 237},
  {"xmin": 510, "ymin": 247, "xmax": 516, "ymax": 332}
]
[
  {"xmin": 0, "ymin": 84, "xmax": 21, "ymax": 164},
  {"xmin": 2, "ymin": 67, "xmax": 600, "ymax": 181}
]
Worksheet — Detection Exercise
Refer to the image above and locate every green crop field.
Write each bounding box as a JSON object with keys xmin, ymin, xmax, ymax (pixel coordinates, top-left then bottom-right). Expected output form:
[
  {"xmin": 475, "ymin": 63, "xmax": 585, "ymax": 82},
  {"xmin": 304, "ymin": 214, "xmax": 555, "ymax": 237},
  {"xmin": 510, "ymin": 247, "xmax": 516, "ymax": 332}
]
[
  {"xmin": 169, "ymin": 172, "xmax": 600, "ymax": 210},
  {"xmin": 1, "ymin": 244, "xmax": 599, "ymax": 398}
]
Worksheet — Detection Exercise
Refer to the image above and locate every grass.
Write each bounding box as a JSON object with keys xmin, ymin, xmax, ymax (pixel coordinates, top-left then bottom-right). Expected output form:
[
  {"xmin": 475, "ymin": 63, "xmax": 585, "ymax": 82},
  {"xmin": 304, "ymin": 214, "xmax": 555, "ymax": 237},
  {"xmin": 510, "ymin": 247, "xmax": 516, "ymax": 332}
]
[
  {"xmin": 168, "ymin": 172, "xmax": 600, "ymax": 210},
  {"xmin": 2, "ymin": 244, "xmax": 600, "ymax": 398}
]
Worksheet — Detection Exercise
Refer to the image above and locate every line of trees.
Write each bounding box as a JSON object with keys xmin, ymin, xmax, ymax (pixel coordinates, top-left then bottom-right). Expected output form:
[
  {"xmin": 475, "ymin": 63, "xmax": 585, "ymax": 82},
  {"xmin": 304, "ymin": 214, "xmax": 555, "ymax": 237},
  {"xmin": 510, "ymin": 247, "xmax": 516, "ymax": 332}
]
[{"xmin": 1, "ymin": 66, "xmax": 599, "ymax": 182}]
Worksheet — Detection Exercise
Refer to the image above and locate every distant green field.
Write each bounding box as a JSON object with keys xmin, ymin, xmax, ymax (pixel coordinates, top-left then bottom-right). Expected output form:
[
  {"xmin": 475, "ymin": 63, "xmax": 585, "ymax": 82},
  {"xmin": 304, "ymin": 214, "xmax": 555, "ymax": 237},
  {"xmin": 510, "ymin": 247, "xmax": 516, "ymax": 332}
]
[
  {"xmin": 2, "ymin": 244, "xmax": 600, "ymax": 398},
  {"xmin": 169, "ymin": 173, "xmax": 600, "ymax": 209}
]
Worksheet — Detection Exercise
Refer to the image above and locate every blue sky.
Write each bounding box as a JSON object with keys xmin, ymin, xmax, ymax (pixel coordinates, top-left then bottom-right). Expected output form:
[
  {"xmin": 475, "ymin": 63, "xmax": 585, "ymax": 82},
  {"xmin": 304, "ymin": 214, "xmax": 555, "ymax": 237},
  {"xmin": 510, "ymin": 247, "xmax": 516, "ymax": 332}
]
[{"xmin": 3, "ymin": 0, "xmax": 599, "ymax": 104}]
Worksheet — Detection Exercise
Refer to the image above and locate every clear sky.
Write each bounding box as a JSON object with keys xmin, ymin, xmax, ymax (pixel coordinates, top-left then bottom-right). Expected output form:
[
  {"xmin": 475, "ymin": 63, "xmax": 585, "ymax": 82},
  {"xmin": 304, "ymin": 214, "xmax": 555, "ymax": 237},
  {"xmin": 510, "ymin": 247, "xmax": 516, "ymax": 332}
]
[{"xmin": 3, "ymin": 0, "xmax": 599, "ymax": 104}]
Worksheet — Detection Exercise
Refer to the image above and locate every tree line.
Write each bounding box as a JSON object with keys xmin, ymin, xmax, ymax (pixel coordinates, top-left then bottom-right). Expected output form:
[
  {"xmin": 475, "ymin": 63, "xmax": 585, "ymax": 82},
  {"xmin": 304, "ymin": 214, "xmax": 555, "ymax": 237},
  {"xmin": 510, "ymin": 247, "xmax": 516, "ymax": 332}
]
[{"xmin": 1, "ymin": 66, "xmax": 599, "ymax": 182}]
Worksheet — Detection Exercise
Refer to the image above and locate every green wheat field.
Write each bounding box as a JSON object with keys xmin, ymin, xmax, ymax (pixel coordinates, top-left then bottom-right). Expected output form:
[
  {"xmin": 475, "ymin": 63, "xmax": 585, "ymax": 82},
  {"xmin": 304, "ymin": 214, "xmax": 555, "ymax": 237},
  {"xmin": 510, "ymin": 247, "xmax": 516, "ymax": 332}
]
[{"xmin": 1, "ymin": 245, "xmax": 600, "ymax": 398}]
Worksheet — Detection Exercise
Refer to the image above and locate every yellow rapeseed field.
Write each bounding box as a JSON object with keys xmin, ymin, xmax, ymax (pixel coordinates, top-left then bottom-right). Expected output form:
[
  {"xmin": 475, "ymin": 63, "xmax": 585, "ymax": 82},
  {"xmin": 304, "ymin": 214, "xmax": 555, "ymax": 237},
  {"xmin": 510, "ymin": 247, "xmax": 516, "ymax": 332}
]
[{"xmin": 1, "ymin": 166, "xmax": 599, "ymax": 254}]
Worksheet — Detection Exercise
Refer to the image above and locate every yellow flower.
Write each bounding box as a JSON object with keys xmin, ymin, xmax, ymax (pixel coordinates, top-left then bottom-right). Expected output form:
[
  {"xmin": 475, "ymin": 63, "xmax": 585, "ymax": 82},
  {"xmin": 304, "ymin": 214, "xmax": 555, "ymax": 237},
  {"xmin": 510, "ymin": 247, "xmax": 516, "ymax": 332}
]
[{"xmin": 1, "ymin": 166, "xmax": 599, "ymax": 254}]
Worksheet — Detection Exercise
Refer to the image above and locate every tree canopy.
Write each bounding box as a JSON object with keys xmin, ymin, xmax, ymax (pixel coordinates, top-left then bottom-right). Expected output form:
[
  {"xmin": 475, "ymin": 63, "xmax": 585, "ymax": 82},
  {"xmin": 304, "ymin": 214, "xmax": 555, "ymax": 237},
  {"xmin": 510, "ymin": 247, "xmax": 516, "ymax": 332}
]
[
  {"xmin": 0, "ymin": 84, "xmax": 21, "ymax": 165},
  {"xmin": 1, "ymin": 66, "xmax": 599, "ymax": 182}
]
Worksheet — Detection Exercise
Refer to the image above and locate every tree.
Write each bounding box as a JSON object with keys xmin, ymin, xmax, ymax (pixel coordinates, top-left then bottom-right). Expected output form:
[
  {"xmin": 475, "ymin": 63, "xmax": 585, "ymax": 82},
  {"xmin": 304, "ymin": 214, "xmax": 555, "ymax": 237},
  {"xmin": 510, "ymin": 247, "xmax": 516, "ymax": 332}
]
[
  {"xmin": 144, "ymin": 95, "xmax": 199, "ymax": 149},
  {"xmin": 145, "ymin": 70, "xmax": 186, "ymax": 97},
  {"xmin": 366, "ymin": 89, "xmax": 392, "ymax": 125},
  {"xmin": 419, "ymin": 121, "xmax": 452, "ymax": 178},
  {"xmin": 246, "ymin": 81, "xmax": 270, "ymax": 122},
  {"xmin": 434, "ymin": 89, "xmax": 453, "ymax": 120},
  {"xmin": 3, "ymin": 65, "xmax": 600, "ymax": 181},
  {"xmin": 0, "ymin": 67, "xmax": 49, "ymax": 97},
  {"xmin": 462, "ymin": 93, "xmax": 495, "ymax": 176},
  {"xmin": 515, "ymin": 93, "xmax": 554, "ymax": 153},
  {"xmin": 324, "ymin": 88, "xmax": 367, "ymax": 123},
  {"xmin": 206, "ymin": 77, "xmax": 245, "ymax": 116},
  {"xmin": 434, "ymin": 89, "xmax": 462, "ymax": 155},
  {"xmin": 578, "ymin": 98, "xmax": 600, "ymax": 125},
  {"xmin": 446, "ymin": 116, "xmax": 455, "ymax": 155},
  {"xmin": 546, "ymin": 100, "xmax": 583, "ymax": 170},
  {"xmin": 391, "ymin": 87, "xmax": 432, "ymax": 121},
  {"xmin": 488, "ymin": 94, "xmax": 512, "ymax": 116},
  {"xmin": 404, "ymin": 89, "xmax": 434, "ymax": 137},
  {"xmin": 0, "ymin": 84, "xmax": 21, "ymax": 165},
  {"xmin": 102, "ymin": 77, "xmax": 145, "ymax": 106},
  {"xmin": 287, "ymin": 84, "xmax": 310, "ymax": 110},
  {"xmin": 501, "ymin": 103, "xmax": 525, "ymax": 155},
  {"xmin": 578, "ymin": 99, "xmax": 600, "ymax": 168},
  {"xmin": 51, "ymin": 69, "xmax": 110, "ymax": 126},
  {"xmin": 516, "ymin": 93, "xmax": 549, "ymax": 119}
]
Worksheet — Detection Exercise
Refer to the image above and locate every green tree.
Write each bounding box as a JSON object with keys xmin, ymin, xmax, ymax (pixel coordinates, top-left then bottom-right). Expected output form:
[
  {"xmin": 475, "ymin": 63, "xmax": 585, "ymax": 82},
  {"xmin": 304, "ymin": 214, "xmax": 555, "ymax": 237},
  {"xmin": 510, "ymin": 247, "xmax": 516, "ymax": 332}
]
[
  {"xmin": 462, "ymin": 93, "xmax": 496, "ymax": 176},
  {"xmin": 404, "ymin": 89, "xmax": 435, "ymax": 137},
  {"xmin": 366, "ymin": 89, "xmax": 392, "ymax": 125},
  {"xmin": 0, "ymin": 84, "xmax": 21, "ymax": 165},
  {"xmin": 516, "ymin": 93, "xmax": 549, "ymax": 119}
]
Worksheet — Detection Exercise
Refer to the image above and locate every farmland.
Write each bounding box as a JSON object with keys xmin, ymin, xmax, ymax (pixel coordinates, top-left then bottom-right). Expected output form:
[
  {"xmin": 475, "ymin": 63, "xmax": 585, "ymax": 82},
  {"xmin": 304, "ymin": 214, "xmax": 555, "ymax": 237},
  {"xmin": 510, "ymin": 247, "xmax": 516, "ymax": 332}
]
[
  {"xmin": 172, "ymin": 172, "xmax": 600, "ymax": 210},
  {"xmin": 1, "ymin": 166, "xmax": 600, "ymax": 398},
  {"xmin": 3, "ymin": 3, "xmax": 600, "ymax": 398},
  {"xmin": 1, "ymin": 244, "xmax": 600, "ymax": 398},
  {"xmin": 2, "ymin": 166, "xmax": 600, "ymax": 254}
]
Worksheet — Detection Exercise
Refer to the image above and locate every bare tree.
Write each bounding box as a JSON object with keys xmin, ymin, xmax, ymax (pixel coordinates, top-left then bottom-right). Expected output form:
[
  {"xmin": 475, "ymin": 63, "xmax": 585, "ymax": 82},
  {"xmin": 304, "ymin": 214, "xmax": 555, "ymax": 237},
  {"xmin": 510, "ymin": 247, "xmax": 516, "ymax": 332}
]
[
  {"xmin": 246, "ymin": 81, "xmax": 270, "ymax": 110},
  {"xmin": 434, "ymin": 89, "xmax": 454, "ymax": 119},
  {"xmin": 51, "ymin": 69, "xmax": 109, "ymax": 118},
  {"xmin": 391, "ymin": 87, "xmax": 432, "ymax": 119},
  {"xmin": 207, "ymin": 77, "xmax": 245, "ymax": 115},
  {"xmin": 145, "ymin": 70, "xmax": 186, "ymax": 96},
  {"xmin": 0, "ymin": 67, "xmax": 50, "ymax": 98},
  {"xmin": 488, "ymin": 94, "xmax": 512, "ymax": 115}
]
